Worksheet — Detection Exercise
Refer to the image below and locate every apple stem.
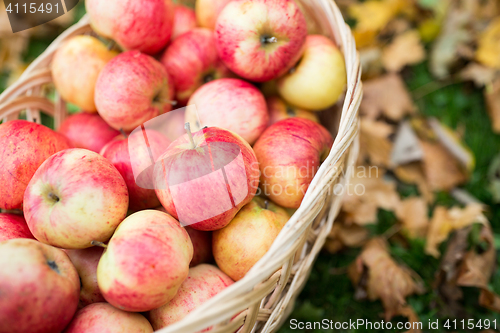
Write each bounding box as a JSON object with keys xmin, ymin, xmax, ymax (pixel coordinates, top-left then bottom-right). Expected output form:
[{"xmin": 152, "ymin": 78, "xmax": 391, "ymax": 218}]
[
  {"xmin": 107, "ymin": 40, "xmax": 117, "ymax": 51},
  {"xmin": 264, "ymin": 200, "xmax": 269, "ymax": 210},
  {"xmin": 184, "ymin": 122, "xmax": 196, "ymax": 149},
  {"xmin": 91, "ymin": 241, "xmax": 108, "ymax": 248},
  {"xmin": 261, "ymin": 36, "xmax": 278, "ymax": 44},
  {"xmin": 48, "ymin": 192, "xmax": 60, "ymax": 202},
  {"xmin": 119, "ymin": 128, "xmax": 128, "ymax": 138}
]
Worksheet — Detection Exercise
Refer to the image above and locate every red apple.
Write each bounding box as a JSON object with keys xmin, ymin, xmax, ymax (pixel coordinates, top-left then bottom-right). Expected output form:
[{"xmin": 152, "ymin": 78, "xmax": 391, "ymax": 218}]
[
  {"xmin": 95, "ymin": 51, "xmax": 174, "ymax": 132},
  {"xmin": 186, "ymin": 78, "xmax": 268, "ymax": 145},
  {"xmin": 97, "ymin": 210, "xmax": 193, "ymax": 312},
  {"xmin": 149, "ymin": 264, "xmax": 233, "ymax": 330},
  {"xmin": 85, "ymin": 0, "xmax": 174, "ymax": 55},
  {"xmin": 253, "ymin": 118, "xmax": 333, "ymax": 208},
  {"xmin": 154, "ymin": 126, "xmax": 260, "ymax": 231},
  {"xmin": 0, "ymin": 120, "xmax": 71, "ymax": 210},
  {"xmin": 51, "ymin": 35, "xmax": 117, "ymax": 112},
  {"xmin": 186, "ymin": 227, "xmax": 213, "ymax": 267},
  {"xmin": 162, "ymin": 108, "xmax": 187, "ymax": 142},
  {"xmin": 58, "ymin": 112, "xmax": 120, "ymax": 153},
  {"xmin": 65, "ymin": 247, "xmax": 106, "ymax": 308},
  {"xmin": 155, "ymin": 206, "xmax": 213, "ymax": 267},
  {"xmin": 100, "ymin": 130, "xmax": 170, "ymax": 211},
  {"xmin": 196, "ymin": 0, "xmax": 232, "ymax": 30},
  {"xmin": 64, "ymin": 302, "xmax": 153, "ymax": 333},
  {"xmin": 0, "ymin": 239, "xmax": 80, "ymax": 333},
  {"xmin": 172, "ymin": 4, "xmax": 197, "ymax": 39},
  {"xmin": 213, "ymin": 197, "xmax": 289, "ymax": 280},
  {"xmin": 24, "ymin": 148, "xmax": 129, "ymax": 249},
  {"xmin": 215, "ymin": 0, "xmax": 307, "ymax": 82},
  {"xmin": 161, "ymin": 28, "xmax": 232, "ymax": 104},
  {"xmin": 0, "ymin": 213, "xmax": 34, "ymax": 242},
  {"xmin": 277, "ymin": 35, "xmax": 347, "ymax": 110},
  {"xmin": 266, "ymin": 96, "xmax": 319, "ymax": 125}
]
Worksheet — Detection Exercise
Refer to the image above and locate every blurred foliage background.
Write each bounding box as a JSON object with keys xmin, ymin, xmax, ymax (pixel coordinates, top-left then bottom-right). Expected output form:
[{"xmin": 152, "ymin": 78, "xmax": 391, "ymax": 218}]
[{"xmin": 1, "ymin": 0, "xmax": 500, "ymax": 332}]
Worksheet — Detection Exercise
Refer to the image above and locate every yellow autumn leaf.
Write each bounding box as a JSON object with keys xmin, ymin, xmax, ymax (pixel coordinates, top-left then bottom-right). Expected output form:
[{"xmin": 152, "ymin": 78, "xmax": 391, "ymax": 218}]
[
  {"xmin": 349, "ymin": 0, "xmax": 405, "ymax": 47},
  {"xmin": 476, "ymin": 18, "xmax": 500, "ymax": 69}
]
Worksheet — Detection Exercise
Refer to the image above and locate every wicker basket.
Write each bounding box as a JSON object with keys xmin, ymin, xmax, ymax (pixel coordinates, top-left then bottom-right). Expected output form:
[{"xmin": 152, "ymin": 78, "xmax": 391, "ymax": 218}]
[{"xmin": 0, "ymin": 0, "xmax": 361, "ymax": 331}]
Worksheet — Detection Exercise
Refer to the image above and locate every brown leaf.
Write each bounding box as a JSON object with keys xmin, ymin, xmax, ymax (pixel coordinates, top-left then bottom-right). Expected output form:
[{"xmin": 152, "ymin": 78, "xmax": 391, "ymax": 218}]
[
  {"xmin": 359, "ymin": 119, "xmax": 395, "ymax": 167},
  {"xmin": 485, "ymin": 78, "xmax": 500, "ymax": 133},
  {"xmin": 394, "ymin": 163, "xmax": 434, "ymax": 203},
  {"xmin": 343, "ymin": 166, "xmax": 400, "ymax": 225},
  {"xmin": 325, "ymin": 219, "xmax": 370, "ymax": 253},
  {"xmin": 433, "ymin": 227, "xmax": 470, "ymax": 317},
  {"xmin": 397, "ymin": 306, "xmax": 423, "ymax": 333},
  {"xmin": 348, "ymin": 238, "xmax": 425, "ymax": 320},
  {"xmin": 457, "ymin": 225, "xmax": 496, "ymax": 289},
  {"xmin": 359, "ymin": 47, "xmax": 384, "ymax": 79},
  {"xmin": 395, "ymin": 197, "xmax": 429, "ymax": 238},
  {"xmin": 420, "ymin": 140, "xmax": 468, "ymax": 191},
  {"xmin": 430, "ymin": 0, "xmax": 474, "ymax": 78},
  {"xmin": 382, "ymin": 30, "xmax": 425, "ymax": 72},
  {"xmin": 360, "ymin": 74, "xmax": 416, "ymax": 121},
  {"xmin": 434, "ymin": 223, "xmax": 499, "ymax": 314},
  {"xmin": 479, "ymin": 289, "xmax": 500, "ymax": 313},
  {"xmin": 425, "ymin": 204, "xmax": 487, "ymax": 257},
  {"xmin": 459, "ymin": 63, "xmax": 499, "ymax": 87}
]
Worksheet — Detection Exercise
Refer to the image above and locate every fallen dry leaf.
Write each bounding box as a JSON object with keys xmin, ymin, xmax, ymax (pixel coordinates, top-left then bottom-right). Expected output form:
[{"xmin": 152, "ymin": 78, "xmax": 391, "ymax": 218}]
[
  {"xmin": 359, "ymin": 47, "xmax": 383, "ymax": 79},
  {"xmin": 425, "ymin": 204, "xmax": 487, "ymax": 257},
  {"xmin": 485, "ymin": 78, "xmax": 500, "ymax": 133},
  {"xmin": 397, "ymin": 306, "xmax": 423, "ymax": 333},
  {"xmin": 391, "ymin": 121, "xmax": 424, "ymax": 166},
  {"xmin": 348, "ymin": 0, "xmax": 406, "ymax": 47},
  {"xmin": 428, "ymin": 118, "xmax": 475, "ymax": 172},
  {"xmin": 479, "ymin": 289, "xmax": 500, "ymax": 313},
  {"xmin": 434, "ymin": 223, "xmax": 499, "ymax": 314},
  {"xmin": 420, "ymin": 140, "xmax": 468, "ymax": 191},
  {"xmin": 359, "ymin": 119, "xmax": 394, "ymax": 167},
  {"xmin": 382, "ymin": 30, "xmax": 425, "ymax": 72},
  {"xmin": 433, "ymin": 227, "xmax": 470, "ymax": 317},
  {"xmin": 342, "ymin": 165, "xmax": 400, "ymax": 225},
  {"xmin": 395, "ymin": 197, "xmax": 429, "ymax": 238},
  {"xmin": 459, "ymin": 62, "xmax": 499, "ymax": 87},
  {"xmin": 476, "ymin": 18, "xmax": 500, "ymax": 69},
  {"xmin": 325, "ymin": 219, "xmax": 370, "ymax": 253},
  {"xmin": 394, "ymin": 162, "xmax": 434, "ymax": 203},
  {"xmin": 457, "ymin": 225, "xmax": 495, "ymax": 289},
  {"xmin": 360, "ymin": 74, "xmax": 416, "ymax": 121},
  {"xmin": 430, "ymin": 0, "xmax": 474, "ymax": 78},
  {"xmin": 348, "ymin": 238, "xmax": 425, "ymax": 320}
]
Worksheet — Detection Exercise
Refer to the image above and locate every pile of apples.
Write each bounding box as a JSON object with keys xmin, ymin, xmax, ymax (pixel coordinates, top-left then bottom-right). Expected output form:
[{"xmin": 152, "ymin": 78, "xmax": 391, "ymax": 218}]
[{"xmin": 0, "ymin": 0, "xmax": 346, "ymax": 332}]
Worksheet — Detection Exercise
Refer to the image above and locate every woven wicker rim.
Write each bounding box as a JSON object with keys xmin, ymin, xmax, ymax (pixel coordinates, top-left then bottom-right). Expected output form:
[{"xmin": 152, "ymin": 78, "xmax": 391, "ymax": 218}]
[{"xmin": 0, "ymin": 0, "xmax": 362, "ymax": 331}]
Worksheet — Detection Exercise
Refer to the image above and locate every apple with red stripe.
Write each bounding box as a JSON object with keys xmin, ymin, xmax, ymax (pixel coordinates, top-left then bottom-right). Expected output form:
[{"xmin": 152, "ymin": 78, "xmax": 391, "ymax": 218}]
[
  {"xmin": 253, "ymin": 118, "xmax": 334, "ymax": 208},
  {"xmin": 0, "ymin": 213, "xmax": 34, "ymax": 242},
  {"xmin": 0, "ymin": 120, "xmax": 71, "ymax": 210},
  {"xmin": 85, "ymin": 0, "xmax": 174, "ymax": 55},
  {"xmin": 154, "ymin": 125, "xmax": 259, "ymax": 231},
  {"xmin": 215, "ymin": 0, "xmax": 307, "ymax": 82},
  {"xmin": 23, "ymin": 149, "xmax": 129, "ymax": 249}
]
